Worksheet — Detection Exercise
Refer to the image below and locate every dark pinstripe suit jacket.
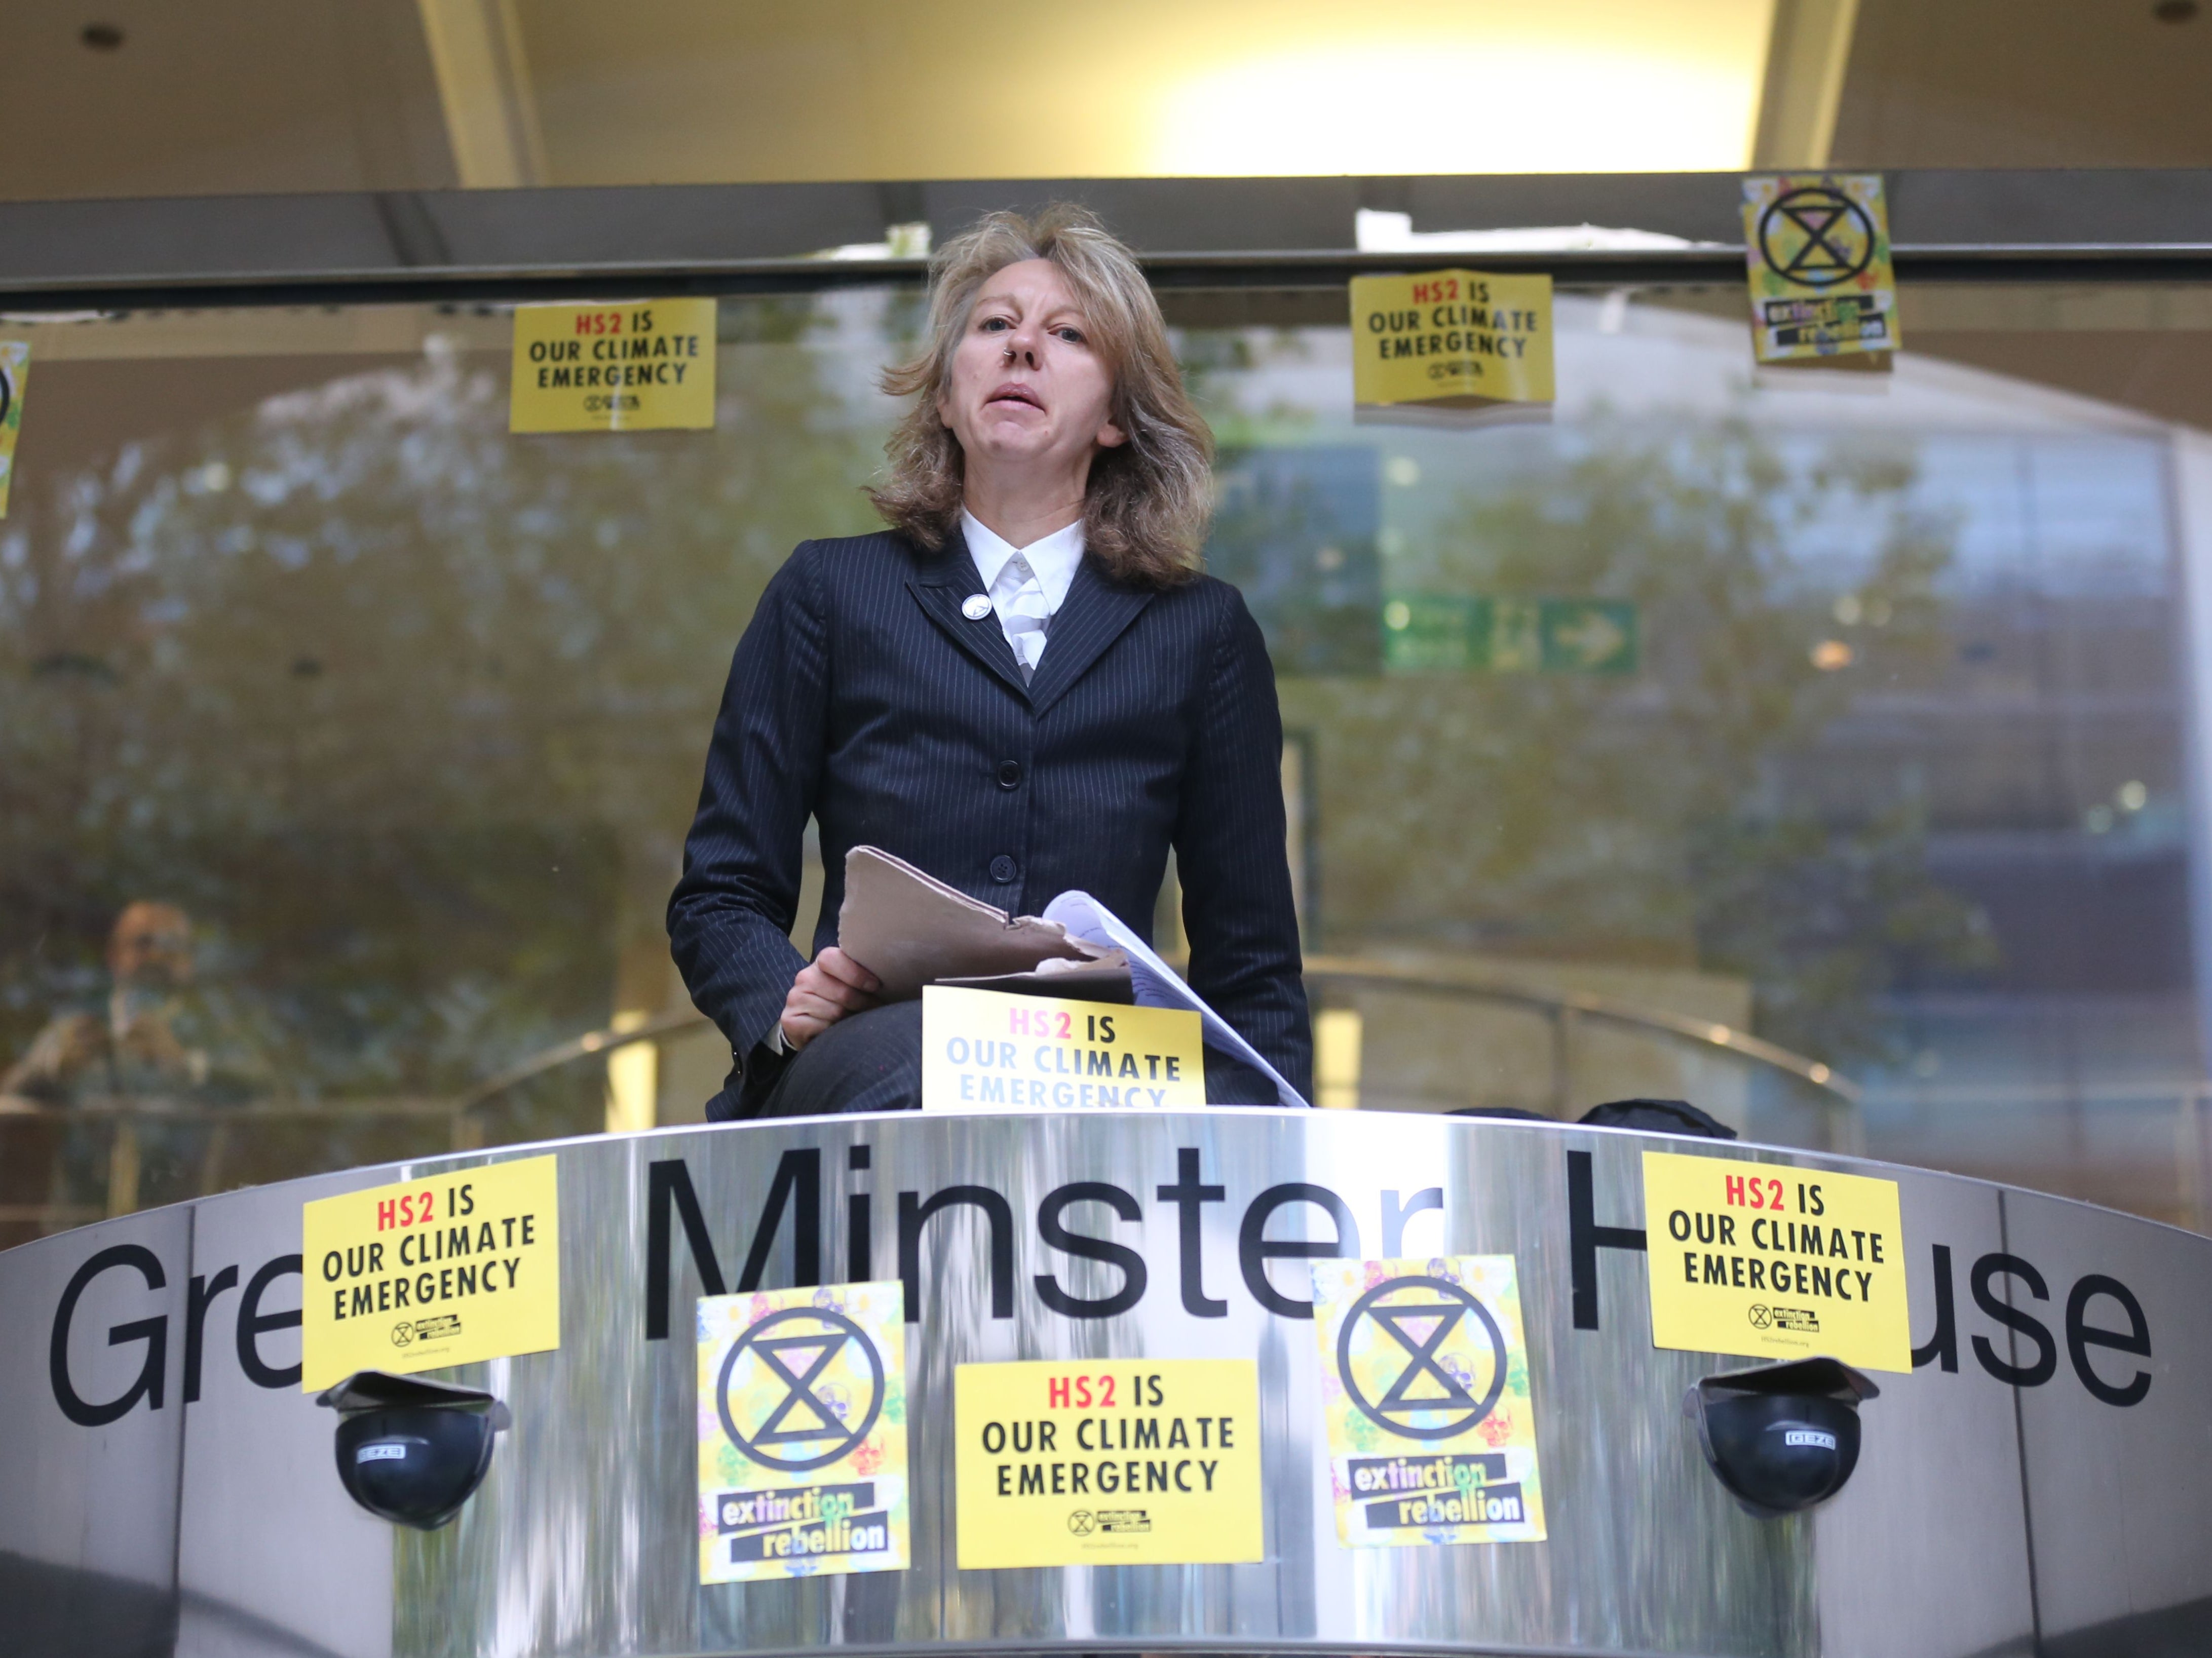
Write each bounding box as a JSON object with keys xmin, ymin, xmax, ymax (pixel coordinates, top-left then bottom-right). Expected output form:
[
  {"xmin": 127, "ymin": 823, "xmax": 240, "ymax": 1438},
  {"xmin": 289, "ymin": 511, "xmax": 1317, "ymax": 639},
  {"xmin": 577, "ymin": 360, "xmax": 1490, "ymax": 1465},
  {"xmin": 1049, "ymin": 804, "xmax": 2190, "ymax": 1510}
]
[{"xmin": 666, "ymin": 527, "xmax": 1312, "ymax": 1115}]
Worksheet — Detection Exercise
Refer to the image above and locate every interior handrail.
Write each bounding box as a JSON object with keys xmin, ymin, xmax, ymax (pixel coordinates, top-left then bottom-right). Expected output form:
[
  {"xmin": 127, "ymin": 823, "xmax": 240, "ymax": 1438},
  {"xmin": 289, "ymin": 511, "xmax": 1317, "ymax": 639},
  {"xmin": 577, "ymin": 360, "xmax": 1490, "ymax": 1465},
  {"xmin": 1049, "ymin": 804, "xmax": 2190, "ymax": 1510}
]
[
  {"xmin": 1301, "ymin": 956, "xmax": 1860, "ymax": 1106},
  {"xmin": 449, "ymin": 1008, "xmax": 711, "ymax": 1116},
  {"xmin": 443, "ymin": 959, "xmax": 1860, "ymax": 1117}
]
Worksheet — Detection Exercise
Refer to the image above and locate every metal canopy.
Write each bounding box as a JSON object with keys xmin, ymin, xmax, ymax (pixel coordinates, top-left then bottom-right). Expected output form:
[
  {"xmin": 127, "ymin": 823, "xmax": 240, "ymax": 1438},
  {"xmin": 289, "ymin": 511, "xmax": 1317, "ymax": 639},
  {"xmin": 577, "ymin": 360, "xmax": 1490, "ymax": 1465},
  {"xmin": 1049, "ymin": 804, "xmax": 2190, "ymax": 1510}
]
[{"xmin": 8, "ymin": 169, "xmax": 2212, "ymax": 311}]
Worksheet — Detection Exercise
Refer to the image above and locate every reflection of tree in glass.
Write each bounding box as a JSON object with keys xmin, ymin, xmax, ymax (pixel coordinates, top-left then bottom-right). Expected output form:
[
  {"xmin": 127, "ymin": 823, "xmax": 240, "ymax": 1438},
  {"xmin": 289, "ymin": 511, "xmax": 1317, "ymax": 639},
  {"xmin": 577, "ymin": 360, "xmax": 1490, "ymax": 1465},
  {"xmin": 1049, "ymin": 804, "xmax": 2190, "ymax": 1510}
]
[
  {"xmin": 1206, "ymin": 446, "xmax": 1382, "ymax": 677},
  {"xmin": 0, "ymin": 310, "xmax": 882, "ymax": 1113},
  {"xmin": 1286, "ymin": 414, "xmax": 1995, "ymax": 1066}
]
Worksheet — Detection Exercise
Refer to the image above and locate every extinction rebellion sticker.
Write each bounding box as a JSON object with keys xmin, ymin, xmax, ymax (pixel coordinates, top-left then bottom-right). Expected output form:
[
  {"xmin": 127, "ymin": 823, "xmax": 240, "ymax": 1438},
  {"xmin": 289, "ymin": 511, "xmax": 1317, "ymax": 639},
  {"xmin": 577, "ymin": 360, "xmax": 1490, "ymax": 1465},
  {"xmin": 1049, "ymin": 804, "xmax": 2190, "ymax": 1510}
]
[
  {"xmin": 697, "ymin": 1282, "xmax": 910, "ymax": 1584},
  {"xmin": 1740, "ymin": 173, "xmax": 1899, "ymax": 366},
  {"xmin": 0, "ymin": 339, "xmax": 28, "ymax": 518},
  {"xmin": 1310, "ymin": 1256, "xmax": 1546, "ymax": 1548}
]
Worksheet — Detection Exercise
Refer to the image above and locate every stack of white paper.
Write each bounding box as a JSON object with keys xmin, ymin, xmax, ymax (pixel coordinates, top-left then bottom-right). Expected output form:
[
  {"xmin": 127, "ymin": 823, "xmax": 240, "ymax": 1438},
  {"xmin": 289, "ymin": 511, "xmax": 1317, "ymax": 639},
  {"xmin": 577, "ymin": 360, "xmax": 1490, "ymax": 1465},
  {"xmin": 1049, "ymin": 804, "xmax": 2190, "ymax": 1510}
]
[{"xmin": 835, "ymin": 846, "xmax": 1309, "ymax": 1108}]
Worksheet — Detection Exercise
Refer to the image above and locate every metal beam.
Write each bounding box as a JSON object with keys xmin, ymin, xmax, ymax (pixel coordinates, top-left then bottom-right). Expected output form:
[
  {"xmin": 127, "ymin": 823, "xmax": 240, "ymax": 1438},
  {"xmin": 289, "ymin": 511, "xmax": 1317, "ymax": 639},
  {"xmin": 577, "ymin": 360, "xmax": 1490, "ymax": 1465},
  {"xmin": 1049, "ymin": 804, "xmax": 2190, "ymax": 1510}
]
[
  {"xmin": 1751, "ymin": 0, "xmax": 1863, "ymax": 169},
  {"xmin": 415, "ymin": 0, "xmax": 547, "ymax": 188},
  {"xmin": 7, "ymin": 170, "xmax": 2212, "ymax": 312}
]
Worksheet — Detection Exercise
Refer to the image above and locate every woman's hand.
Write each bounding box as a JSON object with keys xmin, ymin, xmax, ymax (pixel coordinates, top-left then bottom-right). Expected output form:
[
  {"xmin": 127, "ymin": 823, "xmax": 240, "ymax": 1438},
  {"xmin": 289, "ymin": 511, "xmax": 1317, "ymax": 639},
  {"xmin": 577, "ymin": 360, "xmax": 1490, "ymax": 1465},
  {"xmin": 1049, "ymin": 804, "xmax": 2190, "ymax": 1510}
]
[{"xmin": 779, "ymin": 948, "xmax": 882, "ymax": 1051}]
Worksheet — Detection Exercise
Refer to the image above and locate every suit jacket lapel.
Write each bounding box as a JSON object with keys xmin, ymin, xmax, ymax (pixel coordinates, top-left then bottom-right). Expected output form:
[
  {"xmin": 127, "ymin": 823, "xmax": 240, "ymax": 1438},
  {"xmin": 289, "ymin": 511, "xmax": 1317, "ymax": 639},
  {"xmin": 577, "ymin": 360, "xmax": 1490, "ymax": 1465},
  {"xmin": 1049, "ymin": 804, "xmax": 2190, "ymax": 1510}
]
[
  {"xmin": 906, "ymin": 526, "xmax": 1032, "ymax": 702},
  {"xmin": 1026, "ymin": 557, "xmax": 1155, "ymax": 716}
]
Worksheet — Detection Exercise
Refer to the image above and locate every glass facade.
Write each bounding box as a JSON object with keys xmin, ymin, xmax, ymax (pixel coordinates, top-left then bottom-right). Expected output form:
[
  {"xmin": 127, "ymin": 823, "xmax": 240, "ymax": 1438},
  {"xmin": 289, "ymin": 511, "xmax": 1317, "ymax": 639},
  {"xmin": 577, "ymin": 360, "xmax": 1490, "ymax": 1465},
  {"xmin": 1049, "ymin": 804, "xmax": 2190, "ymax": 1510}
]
[{"xmin": 4, "ymin": 273, "xmax": 2209, "ymax": 1243}]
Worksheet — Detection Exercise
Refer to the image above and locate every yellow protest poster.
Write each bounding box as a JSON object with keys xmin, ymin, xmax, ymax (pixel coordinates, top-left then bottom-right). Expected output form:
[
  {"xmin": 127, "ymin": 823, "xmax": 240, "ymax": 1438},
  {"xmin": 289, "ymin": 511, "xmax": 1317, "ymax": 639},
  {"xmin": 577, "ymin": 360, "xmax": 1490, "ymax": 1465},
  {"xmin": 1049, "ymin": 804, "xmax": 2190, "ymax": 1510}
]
[
  {"xmin": 0, "ymin": 340, "xmax": 29, "ymax": 517},
  {"xmin": 1348, "ymin": 270, "xmax": 1553, "ymax": 418},
  {"xmin": 697, "ymin": 1282, "xmax": 910, "ymax": 1585},
  {"xmin": 1310, "ymin": 1257, "xmax": 1546, "ymax": 1548},
  {"xmin": 509, "ymin": 297, "xmax": 716, "ymax": 433},
  {"xmin": 921, "ymin": 985, "xmax": 1204, "ymax": 1111},
  {"xmin": 954, "ymin": 1359, "xmax": 1261, "ymax": 1569},
  {"xmin": 1741, "ymin": 174, "xmax": 1900, "ymax": 366},
  {"xmin": 301, "ymin": 1153, "xmax": 559, "ymax": 1390},
  {"xmin": 1643, "ymin": 1150, "xmax": 1912, "ymax": 1372}
]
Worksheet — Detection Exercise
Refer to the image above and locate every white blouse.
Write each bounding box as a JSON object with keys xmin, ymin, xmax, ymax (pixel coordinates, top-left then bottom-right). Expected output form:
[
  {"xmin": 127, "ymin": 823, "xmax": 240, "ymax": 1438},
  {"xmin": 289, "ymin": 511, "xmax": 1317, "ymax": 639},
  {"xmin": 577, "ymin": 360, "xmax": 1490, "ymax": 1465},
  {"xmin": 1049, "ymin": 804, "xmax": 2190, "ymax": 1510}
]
[{"xmin": 959, "ymin": 508, "xmax": 1085, "ymax": 683}]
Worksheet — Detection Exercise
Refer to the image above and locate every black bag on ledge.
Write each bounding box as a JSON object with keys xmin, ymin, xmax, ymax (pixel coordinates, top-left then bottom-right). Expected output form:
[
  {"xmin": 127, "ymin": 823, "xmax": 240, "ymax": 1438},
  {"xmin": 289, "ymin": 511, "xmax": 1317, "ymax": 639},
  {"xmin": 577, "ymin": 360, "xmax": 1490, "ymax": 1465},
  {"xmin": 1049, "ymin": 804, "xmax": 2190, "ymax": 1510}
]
[{"xmin": 1450, "ymin": 1098, "xmax": 1737, "ymax": 1140}]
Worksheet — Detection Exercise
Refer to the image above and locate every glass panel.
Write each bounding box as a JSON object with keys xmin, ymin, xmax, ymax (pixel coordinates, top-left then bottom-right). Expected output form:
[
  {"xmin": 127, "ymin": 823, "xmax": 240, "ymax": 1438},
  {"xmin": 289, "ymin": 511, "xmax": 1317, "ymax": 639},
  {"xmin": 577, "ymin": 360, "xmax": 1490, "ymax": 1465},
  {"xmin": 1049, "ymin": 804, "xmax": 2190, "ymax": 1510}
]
[
  {"xmin": 3, "ymin": 277, "xmax": 2209, "ymax": 1243},
  {"xmin": 0, "ymin": 299, "xmax": 903, "ymax": 1239},
  {"xmin": 1198, "ymin": 285, "xmax": 2204, "ymax": 1220}
]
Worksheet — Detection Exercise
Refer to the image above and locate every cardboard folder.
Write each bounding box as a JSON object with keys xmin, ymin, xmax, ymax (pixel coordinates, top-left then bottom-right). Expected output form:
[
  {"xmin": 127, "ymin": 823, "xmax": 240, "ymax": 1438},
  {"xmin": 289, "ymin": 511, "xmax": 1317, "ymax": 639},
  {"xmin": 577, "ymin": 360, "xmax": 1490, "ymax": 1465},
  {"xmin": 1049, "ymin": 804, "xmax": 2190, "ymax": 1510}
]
[
  {"xmin": 836, "ymin": 846, "xmax": 1132, "ymax": 1002},
  {"xmin": 835, "ymin": 845, "xmax": 1308, "ymax": 1106}
]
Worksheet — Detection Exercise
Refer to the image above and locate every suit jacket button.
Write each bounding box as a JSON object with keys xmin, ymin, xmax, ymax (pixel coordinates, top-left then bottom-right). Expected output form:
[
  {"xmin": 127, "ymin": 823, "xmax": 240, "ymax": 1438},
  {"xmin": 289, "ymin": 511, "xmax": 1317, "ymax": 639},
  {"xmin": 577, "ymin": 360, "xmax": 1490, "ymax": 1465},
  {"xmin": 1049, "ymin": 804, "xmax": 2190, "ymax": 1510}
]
[
  {"xmin": 997, "ymin": 760, "xmax": 1023, "ymax": 788},
  {"xmin": 961, "ymin": 594, "xmax": 994, "ymax": 621},
  {"xmin": 989, "ymin": 855, "xmax": 1017, "ymax": 883}
]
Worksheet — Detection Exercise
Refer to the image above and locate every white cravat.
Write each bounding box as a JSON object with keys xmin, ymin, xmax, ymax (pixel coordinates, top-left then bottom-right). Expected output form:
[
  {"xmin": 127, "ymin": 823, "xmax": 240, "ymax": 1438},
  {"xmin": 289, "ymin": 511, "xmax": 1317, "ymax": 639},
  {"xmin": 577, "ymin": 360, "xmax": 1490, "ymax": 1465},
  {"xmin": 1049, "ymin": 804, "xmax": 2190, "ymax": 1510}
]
[{"xmin": 961, "ymin": 509, "xmax": 1085, "ymax": 684}]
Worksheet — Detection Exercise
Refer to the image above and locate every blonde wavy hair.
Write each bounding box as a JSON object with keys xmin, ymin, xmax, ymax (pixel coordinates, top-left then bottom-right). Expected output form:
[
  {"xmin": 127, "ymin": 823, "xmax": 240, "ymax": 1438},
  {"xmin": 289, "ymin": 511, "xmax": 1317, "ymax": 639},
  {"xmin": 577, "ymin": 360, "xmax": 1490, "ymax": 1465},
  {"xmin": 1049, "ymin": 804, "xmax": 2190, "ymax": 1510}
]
[{"xmin": 868, "ymin": 206, "xmax": 1212, "ymax": 588}]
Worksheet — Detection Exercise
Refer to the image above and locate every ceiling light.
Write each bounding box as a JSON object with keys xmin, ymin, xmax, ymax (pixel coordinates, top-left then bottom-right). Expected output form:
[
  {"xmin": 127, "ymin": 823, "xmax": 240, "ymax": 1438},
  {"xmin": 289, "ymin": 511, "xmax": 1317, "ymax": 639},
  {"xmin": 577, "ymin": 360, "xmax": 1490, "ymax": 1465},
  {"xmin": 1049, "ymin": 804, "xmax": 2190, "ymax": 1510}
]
[{"xmin": 1152, "ymin": 31, "xmax": 1765, "ymax": 175}]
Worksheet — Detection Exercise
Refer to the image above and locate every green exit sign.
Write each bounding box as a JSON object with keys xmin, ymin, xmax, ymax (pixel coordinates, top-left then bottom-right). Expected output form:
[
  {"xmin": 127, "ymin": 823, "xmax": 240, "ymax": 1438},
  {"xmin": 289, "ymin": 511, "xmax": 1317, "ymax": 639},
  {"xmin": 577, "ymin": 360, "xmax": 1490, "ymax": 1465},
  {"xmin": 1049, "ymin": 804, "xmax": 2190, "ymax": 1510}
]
[{"xmin": 1382, "ymin": 595, "xmax": 1639, "ymax": 675}]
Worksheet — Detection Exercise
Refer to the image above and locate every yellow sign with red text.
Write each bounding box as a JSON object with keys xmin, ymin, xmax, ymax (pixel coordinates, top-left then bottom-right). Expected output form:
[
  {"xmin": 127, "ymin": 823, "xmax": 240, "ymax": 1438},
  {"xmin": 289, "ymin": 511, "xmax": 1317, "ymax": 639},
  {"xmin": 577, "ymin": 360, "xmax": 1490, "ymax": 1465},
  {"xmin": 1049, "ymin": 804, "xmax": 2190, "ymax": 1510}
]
[
  {"xmin": 1349, "ymin": 269, "xmax": 1553, "ymax": 414},
  {"xmin": 921, "ymin": 985, "xmax": 1204, "ymax": 1111},
  {"xmin": 301, "ymin": 1154, "xmax": 559, "ymax": 1390},
  {"xmin": 1642, "ymin": 1150, "xmax": 1911, "ymax": 1372},
  {"xmin": 954, "ymin": 1359, "xmax": 1262, "ymax": 1568},
  {"xmin": 509, "ymin": 298, "xmax": 716, "ymax": 432}
]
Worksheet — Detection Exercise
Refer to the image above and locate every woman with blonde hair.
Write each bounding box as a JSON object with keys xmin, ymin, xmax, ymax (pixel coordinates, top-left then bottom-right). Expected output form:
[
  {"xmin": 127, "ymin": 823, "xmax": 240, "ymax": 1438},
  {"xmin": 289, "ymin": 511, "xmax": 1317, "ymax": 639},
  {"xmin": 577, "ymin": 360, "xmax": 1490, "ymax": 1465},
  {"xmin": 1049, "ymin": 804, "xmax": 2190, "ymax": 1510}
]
[{"xmin": 669, "ymin": 206, "xmax": 1310, "ymax": 1116}]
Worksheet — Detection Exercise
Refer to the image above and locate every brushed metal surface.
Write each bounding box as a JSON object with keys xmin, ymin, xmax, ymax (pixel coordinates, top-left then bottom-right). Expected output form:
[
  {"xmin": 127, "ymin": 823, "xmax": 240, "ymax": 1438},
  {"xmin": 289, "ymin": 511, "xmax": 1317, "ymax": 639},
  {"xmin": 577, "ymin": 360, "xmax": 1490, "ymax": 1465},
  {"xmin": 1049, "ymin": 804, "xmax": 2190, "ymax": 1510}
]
[
  {"xmin": 175, "ymin": 1173, "xmax": 395, "ymax": 1658},
  {"xmin": 0, "ymin": 1204, "xmax": 192, "ymax": 1656},
  {"xmin": 2003, "ymin": 1185, "xmax": 2212, "ymax": 1651},
  {"xmin": 1809, "ymin": 1181, "xmax": 2034, "ymax": 1658},
  {"xmin": 1, "ymin": 1110, "xmax": 2203, "ymax": 1658}
]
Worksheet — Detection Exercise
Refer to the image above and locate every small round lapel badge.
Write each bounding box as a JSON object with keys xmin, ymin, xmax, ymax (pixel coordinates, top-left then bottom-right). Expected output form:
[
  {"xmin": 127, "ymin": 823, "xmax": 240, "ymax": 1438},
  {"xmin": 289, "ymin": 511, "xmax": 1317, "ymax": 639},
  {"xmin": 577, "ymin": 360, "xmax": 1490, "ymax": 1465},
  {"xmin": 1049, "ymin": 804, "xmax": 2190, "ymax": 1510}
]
[{"xmin": 961, "ymin": 594, "xmax": 994, "ymax": 621}]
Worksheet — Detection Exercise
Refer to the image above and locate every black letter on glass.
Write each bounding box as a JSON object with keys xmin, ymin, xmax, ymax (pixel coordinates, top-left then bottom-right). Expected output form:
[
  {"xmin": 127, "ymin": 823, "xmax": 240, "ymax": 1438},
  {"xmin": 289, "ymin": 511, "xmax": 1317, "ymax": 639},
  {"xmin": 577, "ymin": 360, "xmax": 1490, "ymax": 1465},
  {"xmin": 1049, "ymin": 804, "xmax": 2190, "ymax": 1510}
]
[
  {"xmin": 1155, "ymin": 1148, "xmax": 1227, "ymax": 1318},
  {"xmin": 646, "ymin": 1159, "xmax": 727, "ymax": 1340},
  {"xmin": 50, "ymin": 1245, "xmax": 168, "ymax": 1427},
  {"xmin": 1382, "ymin": 1187, "xmax": 1443, "ymax": 1257},
  {"xmin": 184, "ymin": 1265, "xmax": 240, "ymax": 1403},
  {"xmin": 1567, "ymin": 1149, "xmax": 1646, "ymax": 1330},
  {"xmin": 737, "ymin": 1148, "xmax": 822, "ymax": 1293},
  {"xmin": 1911, "ymin": 1244, "xmax": 1957, "ymax": 1373},
  {"xmin": 2066, "ymin": 1274, "xmax": 2151, "ymax": 1407},
  {"xmin": 236, "ymin": 1255, "xmax": 302, "ymax": 1390},
  {"xmin": 1238, "ymin": 1184, "xmax": 1360, "ymax": 1319},
  {"xmin": 899, "ymin": 1186, "xmax": 1014, "ymax": 1323},
  {"xmin": 1971, "ymin": 1252, "xmax": 2057, "ymax": 1388},
  {"xmin": 848, "ymin": 1144, "xmax": 872, "ymax": 1282},
  {"xmin": 1036, "ymin": 1182, "xmax": 1147, "ymax": 1318}
]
